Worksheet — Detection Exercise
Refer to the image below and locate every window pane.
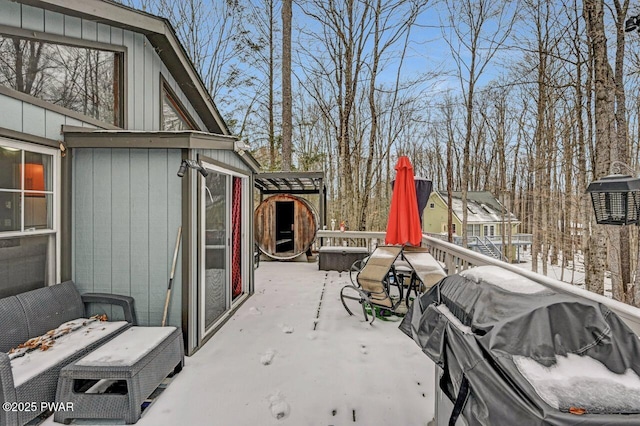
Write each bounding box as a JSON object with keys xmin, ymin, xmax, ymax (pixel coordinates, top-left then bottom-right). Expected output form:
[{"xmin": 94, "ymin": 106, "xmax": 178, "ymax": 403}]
[
  {"xmin": 0, "ymin": 35, "xmax": 122, "ymax": 125},
  {"xmin": 24, "ymin": 151, "xmax": 52, "ymax": 191},
  {"xmin": 204, "ymin": 171, "xmax": 228, "ymax": 329},
  {"xmin": 0, "ymin": 147, "xmax": 21, "ymax": 190},
  {"xmin": 0, "ymin": 191, "xmax": 20, "ymax": 231},
  {"xmin": 24, "ymin": 192, "xmax": 52, "ymax": 230},
  {"xmin": 0, "ymin": 235, "xmax": 53, "ymax": 298},
  {"xmin": 162, "ymin": 89, "xmax": 194, "ymax": 131}
]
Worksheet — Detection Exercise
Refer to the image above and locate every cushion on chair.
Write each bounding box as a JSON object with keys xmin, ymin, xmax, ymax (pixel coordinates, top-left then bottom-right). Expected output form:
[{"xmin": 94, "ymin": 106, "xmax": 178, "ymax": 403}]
[
  {"xmin": 403, "ymin": 251, "xmax": 447, "ymax": 289},
  {"xmin": 357, "ymin": 246, "xmax": 402, "ymax": 308}
]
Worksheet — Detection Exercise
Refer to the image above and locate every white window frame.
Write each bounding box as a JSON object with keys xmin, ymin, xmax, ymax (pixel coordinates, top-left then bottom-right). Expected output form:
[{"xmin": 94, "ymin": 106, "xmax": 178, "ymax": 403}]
[
  {"xmin": 466, "ymin": 224, "xmax": 481, "ymax": 237},
  {"xmin": 0, "ymin": 138, "xmax": 61, "ymax": 283}
]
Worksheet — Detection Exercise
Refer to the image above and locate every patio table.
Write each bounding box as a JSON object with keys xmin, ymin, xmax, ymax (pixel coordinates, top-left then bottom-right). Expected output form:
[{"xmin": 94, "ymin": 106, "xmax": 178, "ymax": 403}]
[{"xmin": 54, "ymin": 326, "xmax": 184, "ymax": 424}]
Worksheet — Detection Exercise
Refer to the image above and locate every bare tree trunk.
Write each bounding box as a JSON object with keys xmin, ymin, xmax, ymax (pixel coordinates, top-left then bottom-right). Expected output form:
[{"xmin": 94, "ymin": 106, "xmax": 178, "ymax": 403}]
[
  {"xmin": 584, "ymin": 0, "xmax": 616, "ymax": 295},
  {"xmin": 444, "ymin": 96, "xmax": 455, "ymax": 242},
  {"xmin": 281, "ymin": 0, "xmax": 292, "ymax": 171},
  {"xmin": 571, "ymin": 0, "xmax": 589, "ymax": 272},
  {"xmin": 268, "ymin": 0, "xmax": 276, "ymax": 169},
  {"xmin": 613, "ymin": 0, "xmax": 632, "ymax": 303}
]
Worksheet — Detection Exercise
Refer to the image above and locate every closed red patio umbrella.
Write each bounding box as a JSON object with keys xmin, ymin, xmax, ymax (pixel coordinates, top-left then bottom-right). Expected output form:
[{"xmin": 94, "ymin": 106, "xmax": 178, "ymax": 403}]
[{"xmin": 385, "ymin": 156, "xmax": 422, "ymax": 246}]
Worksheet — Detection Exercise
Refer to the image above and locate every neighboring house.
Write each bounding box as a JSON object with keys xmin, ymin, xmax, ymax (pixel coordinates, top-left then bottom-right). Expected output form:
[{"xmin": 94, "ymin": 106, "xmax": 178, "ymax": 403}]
[
  {"xmin": 0, "ymin": 0, "xmax": 260, "ymax": 354},
  {"xmin": 423, "ymin": 191, "xmax": 520, "ymax": 237}
]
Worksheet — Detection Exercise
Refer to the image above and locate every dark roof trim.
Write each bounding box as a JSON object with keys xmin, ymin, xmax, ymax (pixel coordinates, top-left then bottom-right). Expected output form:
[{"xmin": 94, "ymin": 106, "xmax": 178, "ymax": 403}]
[
  {"xmin": 234, "ymin": 146, "xmax": 261, "ymax": 174},
  {"xmin": 198, "ymin": 154, "xmax": 251, "ymax": 177},
  {"xmin": 0, "ymin": 126, "xmax": 61, "ymax": 148},
  {"xmin": 61, "ymin": 126, "xmax": 261, "ymax": 173},
  {"xmin": 0, "ymin": 23, "xmax": 127, "ymax": 53},
  {"xmin": 254, "ymin": 172, "xmax": 325, "ymax": 194},
  {"xmin": 19, "ymin": 0, "xmax": 229, "ymax": 135},
  {"xmin": 257, "ymin": 171, "xmax": 325, "ymax": 179},
  {"xmin": 63, "ymin": 126, "xmax": 234, "ymax": 149}
]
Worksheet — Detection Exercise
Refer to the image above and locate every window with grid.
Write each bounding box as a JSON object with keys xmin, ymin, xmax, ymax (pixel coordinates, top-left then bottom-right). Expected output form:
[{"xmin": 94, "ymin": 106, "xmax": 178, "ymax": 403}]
[{"xmin": 0, "ymin": 141, "xmax": 58, "ymax": 297}]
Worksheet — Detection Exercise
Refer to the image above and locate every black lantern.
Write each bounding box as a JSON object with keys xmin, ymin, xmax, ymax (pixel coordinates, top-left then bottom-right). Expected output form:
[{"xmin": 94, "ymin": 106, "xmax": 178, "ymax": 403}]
[{"xmin": 586, "ymin": 174, "xmax": 640, "ymax": 225}]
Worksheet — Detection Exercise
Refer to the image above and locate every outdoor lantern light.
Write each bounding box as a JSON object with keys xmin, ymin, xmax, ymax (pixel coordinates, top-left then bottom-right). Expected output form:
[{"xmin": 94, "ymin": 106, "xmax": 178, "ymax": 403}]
[
  {"xmin": 586, "ymin": 166, "xmax": 640, "ymax": 226},
  {"xmin": 626, "ymin": 15, "xmax": 640, "ymax": 33}
]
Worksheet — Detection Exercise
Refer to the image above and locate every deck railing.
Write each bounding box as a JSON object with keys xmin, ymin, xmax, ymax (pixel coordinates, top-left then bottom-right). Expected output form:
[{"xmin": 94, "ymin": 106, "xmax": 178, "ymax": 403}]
[
  {"xmin": 316, "ymin": 230, "xmax": 385, "ymax": 252},
  {"xmin": 315, "ymin": 230, "xmax": 640, "ymax": 336},
  {"xmin": 426, "ymin": 233, "xmax": 533, "ymax": 246}
]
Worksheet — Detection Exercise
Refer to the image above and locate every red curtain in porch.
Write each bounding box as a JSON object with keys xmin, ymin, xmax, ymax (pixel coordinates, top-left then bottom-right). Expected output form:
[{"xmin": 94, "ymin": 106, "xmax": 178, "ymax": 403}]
[{"xmin": 231, "ymin": 177, "xmax": 242, "ymax": 299}]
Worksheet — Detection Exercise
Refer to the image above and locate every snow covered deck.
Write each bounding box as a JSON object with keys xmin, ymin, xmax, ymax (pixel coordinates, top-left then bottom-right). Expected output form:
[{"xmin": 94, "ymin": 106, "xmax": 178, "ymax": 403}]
[{"xmin": 44, "ymin": 261, "xmax": 436, "ymax": 425}]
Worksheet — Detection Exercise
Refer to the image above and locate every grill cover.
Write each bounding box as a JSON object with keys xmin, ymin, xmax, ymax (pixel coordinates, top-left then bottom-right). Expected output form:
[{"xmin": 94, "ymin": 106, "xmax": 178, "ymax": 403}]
[{"xmin": 399, "ymin": 266, "xmax": 640, "ymax": 425}]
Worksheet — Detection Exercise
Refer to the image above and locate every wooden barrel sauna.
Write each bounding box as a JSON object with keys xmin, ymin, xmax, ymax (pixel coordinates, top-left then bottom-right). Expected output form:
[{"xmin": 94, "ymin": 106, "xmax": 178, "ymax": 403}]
[{"xmin": 254, "ymin": 194, "xmax": 319, "ymax": 260}]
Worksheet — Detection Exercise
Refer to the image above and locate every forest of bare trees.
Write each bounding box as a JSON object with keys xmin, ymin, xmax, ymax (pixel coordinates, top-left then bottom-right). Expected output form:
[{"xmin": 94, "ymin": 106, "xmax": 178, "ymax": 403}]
[{"xmin": 128, "ymin": 0, "xmax": 640, "ymax": 307}]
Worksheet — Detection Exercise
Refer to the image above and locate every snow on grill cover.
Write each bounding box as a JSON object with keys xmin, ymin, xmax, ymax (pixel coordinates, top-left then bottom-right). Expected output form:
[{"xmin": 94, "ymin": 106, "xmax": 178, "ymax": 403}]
[{"xmin": 399, "ymin": 266, "xmax": 640, "ymax": 425}]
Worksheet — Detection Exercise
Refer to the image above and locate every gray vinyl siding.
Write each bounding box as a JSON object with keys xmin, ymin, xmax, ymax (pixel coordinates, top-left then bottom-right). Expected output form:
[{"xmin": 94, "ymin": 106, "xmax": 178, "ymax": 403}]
[
  {"xmin": 0, "ymin": 0, "xmax": 208, "ymax": 137},
  {"xmin": 0, "ymin": 93, "xmax": 97, "ymax": 139},
  {"xmin": 72, "ymin": 148, "xmax": 183, "ymax": 327}
]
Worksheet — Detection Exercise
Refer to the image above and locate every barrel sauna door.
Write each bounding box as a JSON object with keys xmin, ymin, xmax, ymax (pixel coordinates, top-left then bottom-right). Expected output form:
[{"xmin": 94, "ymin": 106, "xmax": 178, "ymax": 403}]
[
  {"xmin": 255, "ymin": 194, "xmax": 318, "ymax": 260},
  {"xmin": 198, "ymin": 161, "xmax": 250, "ymax": 342},
  {"xmin": 275, "ymin": 201, "xmax": 294, "ymax": 253}
]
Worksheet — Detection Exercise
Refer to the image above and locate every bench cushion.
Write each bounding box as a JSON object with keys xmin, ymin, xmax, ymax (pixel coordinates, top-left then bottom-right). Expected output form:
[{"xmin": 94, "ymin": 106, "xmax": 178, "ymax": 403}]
[
  {"xmin": 10, "ymin": 319, "xmax": 129, "ymax": 387},
  {"xmin": 76, "ymin": 327, "xmax": 176, "ymax": 367}
]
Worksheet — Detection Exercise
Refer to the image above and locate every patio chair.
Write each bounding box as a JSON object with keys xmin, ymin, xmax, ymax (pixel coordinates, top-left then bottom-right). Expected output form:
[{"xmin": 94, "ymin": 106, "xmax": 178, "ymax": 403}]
[
  {"xmin": 401, "ymin": 246, "xmax": 447, "ymax": 292},
  {"xmin": 340, "ymin": 245, "xmax": 406, "ymax": 324}
]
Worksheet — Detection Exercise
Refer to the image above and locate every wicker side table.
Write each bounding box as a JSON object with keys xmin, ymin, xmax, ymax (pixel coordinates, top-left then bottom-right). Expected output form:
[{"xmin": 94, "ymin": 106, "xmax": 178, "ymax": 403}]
[{"xmin": 54, "ymin": 326, "xmax": 184, "ymax": 424}]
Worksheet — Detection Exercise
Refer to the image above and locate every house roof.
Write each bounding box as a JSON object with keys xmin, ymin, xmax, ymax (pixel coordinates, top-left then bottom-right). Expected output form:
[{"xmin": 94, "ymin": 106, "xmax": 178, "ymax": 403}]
[
  {"xmin": 435, "ymin": 191, "xmax": 519, "ymax": 223},
  {"xmin": 19, "ymin": 0, "xmax": 229, "ymax": 136}
]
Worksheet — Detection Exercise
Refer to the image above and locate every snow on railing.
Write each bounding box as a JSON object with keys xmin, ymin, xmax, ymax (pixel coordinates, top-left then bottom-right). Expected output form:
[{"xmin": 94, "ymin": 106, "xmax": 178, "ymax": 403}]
[{"xmin": 314, "ymin": 230, "xmax": 640, "ymax": 336}]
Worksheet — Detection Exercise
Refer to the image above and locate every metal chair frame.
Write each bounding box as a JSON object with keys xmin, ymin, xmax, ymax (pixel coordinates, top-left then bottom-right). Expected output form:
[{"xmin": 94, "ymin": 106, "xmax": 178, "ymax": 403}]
[{"xmin": 340, "ymin": 246, "xmax": 422, "ymax": 324}]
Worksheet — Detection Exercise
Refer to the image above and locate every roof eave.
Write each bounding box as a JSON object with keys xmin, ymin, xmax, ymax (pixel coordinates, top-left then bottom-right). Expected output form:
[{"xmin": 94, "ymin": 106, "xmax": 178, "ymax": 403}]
[
  {"xmin": 61, "ymin": 126, "xmax": 261, "ymax": 172},
  {"xmin": 62, "ymin": 127, "xmax": 234, "ymax": 149}
]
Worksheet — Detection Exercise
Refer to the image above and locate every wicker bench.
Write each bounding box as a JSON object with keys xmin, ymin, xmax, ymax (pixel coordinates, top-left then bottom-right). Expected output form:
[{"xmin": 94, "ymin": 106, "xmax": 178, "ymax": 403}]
[
  {"xmin": 0, "ymin": 281, "xmax": 136, "ymax": 426},
  {"xmin": 54, "ymin": 326, "xmax": 184, "ymax": 424}
]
